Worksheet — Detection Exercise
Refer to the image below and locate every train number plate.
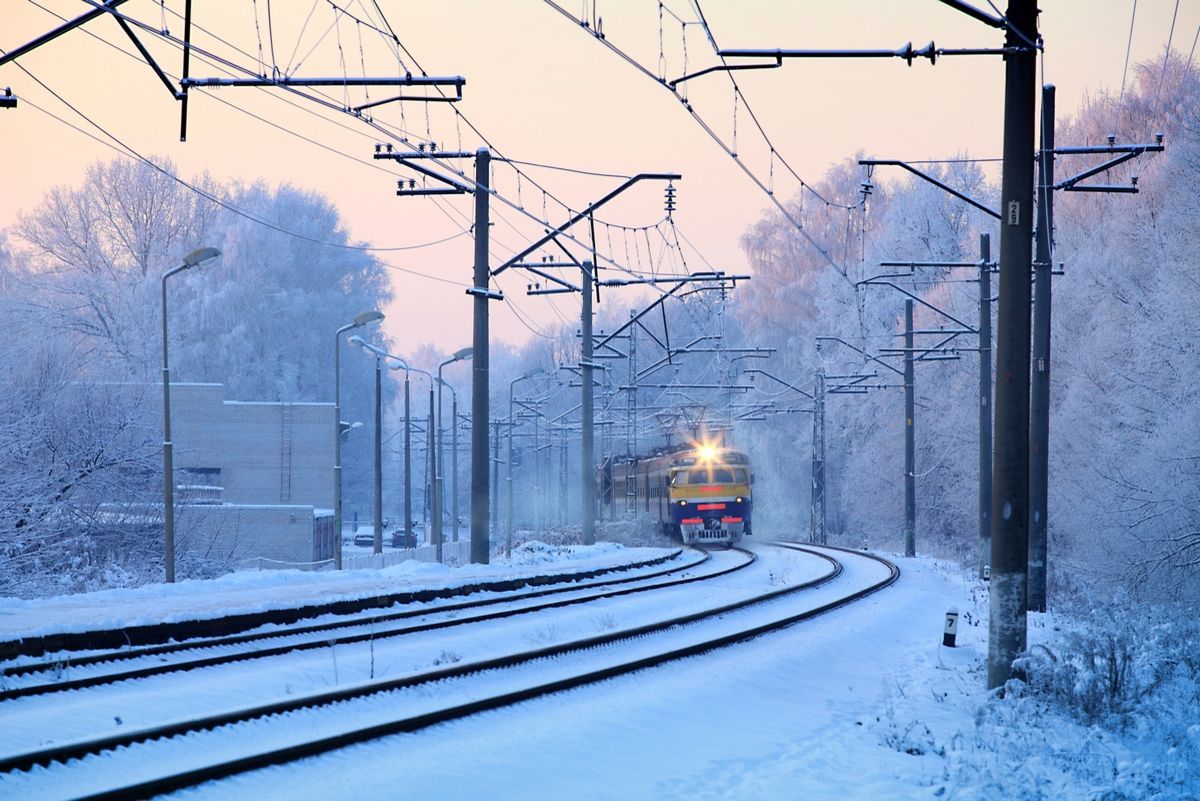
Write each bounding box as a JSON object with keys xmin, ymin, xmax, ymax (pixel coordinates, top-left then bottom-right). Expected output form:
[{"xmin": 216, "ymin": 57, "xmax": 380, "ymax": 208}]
[{"xmin": 704, "ymin": 518, "xmax": 722, "ymax": 531}]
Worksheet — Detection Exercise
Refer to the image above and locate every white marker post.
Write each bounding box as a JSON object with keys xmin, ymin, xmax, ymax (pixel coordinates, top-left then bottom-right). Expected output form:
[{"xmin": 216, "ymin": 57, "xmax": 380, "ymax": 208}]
[{"xmin": 943, "ymin": 606, "xmax": 959, "ymax": 648}]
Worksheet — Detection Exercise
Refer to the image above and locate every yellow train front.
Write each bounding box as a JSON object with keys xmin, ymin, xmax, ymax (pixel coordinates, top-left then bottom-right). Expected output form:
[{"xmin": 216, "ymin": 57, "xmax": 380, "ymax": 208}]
[
  {"xmin": 601, "ymin": 446, "xmax": 752, "ymax": 545},
  {"xmin": 666, "ymin": 449, "xmax": 753, "ymax": 545}
]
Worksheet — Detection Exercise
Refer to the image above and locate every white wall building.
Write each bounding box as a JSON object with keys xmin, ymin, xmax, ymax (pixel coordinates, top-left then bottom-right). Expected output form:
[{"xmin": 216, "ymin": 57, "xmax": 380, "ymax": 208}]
[{"xmin": 167, "ymin": 383, "xmax": 337, "ymax": 567}]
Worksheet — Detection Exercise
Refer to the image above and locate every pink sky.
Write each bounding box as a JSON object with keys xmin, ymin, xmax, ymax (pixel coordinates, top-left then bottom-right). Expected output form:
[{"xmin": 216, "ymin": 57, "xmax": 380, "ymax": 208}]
[{"xmin": 3, "ymin": 1, "xmax": 1193, "ymax": 350}]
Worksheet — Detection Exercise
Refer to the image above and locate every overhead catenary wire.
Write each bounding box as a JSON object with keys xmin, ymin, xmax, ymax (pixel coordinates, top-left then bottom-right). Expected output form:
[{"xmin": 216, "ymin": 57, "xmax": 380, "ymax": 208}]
[
  {"xmin": 14, "ymin": 0, "xmax": 733, "ymax": 344},
  {"xmin": 8, "ymin": 70, "xmax": 476, "ymax": 288},
  {"xmin": 542, "ymin": 0, "xmax": 851, "ymax": 280}
]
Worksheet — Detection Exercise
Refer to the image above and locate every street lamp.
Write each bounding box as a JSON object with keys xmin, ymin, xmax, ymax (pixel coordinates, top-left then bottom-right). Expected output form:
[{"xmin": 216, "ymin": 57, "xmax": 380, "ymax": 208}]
[
  {"xmin": 435, "ymin": 347, "xmax": 472, "ymax": 561},
  {"xmin": 162, "ymin": 246, "xmax": 221, "ymax": 584},
  {"xmin": 439, "ymin": 378, "xmax": 462, "ymax": 547},
  {"xmin": 347, "ymin": 335, "xmax": 387, "ymax": 556},
  {"xmin": 333, "ymin": 310, "xmax": 384, "ymax": 569},
  {"xmin": 348, "ymin": 337, "xmax": 433, "ymax": 552},
  {"xmin": 507, "ymin": 369, "xmax": 546, "ymax": 558}
]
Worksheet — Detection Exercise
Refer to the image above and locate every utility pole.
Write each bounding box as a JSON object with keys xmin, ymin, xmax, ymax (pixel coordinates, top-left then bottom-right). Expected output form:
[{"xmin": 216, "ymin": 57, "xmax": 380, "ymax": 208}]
[
  {"xmin": 427, "ymin": 385, "xmax": 435, "ymax": 544},
  {"xmin": 452, "ymin": 393, "xmax": 460, "ymax": 546},
  {"xmin": 402, "ymin": 372, "xmax": 412, "ymax": 547},
  {"xmin": 559, "ymin": 426, "xmax": 569, "ymax": 527},
  {"xmin": 989, "ymin": 0, "xmax": 1038, "ymax": 691},
  {"xmin": 581, "ymin": 261, "xmax": 596, "ymax": 546},
  {"xmin": 375, "ymin": 145, "xmax": 497, "ymax": 564},
  {"xmin": 491, "ymin": 418, "xmax": 501, "ymax": 533},
  {"xmin": 1027, "ymin": 83, "xmax": 1054, "ymax": 612},
  {"xmin": 811, "ymin": 370, "xmax": 826, "ymax": 545},
  {"xmin": 627, "ymin": 310, "xmax": 639, "ymax": 516},
  {"xmin": 470, "ymin": 147, "xmax": 493, "ymax": 564},
  {"xmin": 373, "ymin": 353, "xmax": 383, "ymax": 554},
  {"xmin": 978, "ymin": 233, "xmax": 993, "ymax": 580},
  {"xmin": 904, "ymin": 300, "xmax": 916, "ymax": 558}
]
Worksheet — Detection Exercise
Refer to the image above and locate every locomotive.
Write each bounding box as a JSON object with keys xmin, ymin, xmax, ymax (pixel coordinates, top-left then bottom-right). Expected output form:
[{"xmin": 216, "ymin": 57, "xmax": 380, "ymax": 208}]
[{"xmin": 597, "ymin": 444, "xmax": 753, "ymax": 545}]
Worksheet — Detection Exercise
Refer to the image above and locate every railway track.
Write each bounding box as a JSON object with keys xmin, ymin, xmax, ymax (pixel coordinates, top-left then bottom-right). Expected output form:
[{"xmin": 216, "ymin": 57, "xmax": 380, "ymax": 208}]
[
  {"xmin": 0, "ymin": 547, "xmax": 690, "ymax": 661},
  {"xmin": 0, "ymin": 545, "xmax": 743, "ymax": 701},
  {"xmin": 0, "ymin": 542, "xmax": 896, "ymax": 801}
]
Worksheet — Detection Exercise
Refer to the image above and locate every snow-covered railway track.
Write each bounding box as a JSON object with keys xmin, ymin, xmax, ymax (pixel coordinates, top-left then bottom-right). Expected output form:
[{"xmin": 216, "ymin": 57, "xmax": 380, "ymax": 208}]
[
  {"xmin": 0, "ymin": 545, "xmax": 734, "ymax": 701},
  {"xmin": 0, "ymin": 544, "xmax": 895, "ymax": 801},
  {"xmin": 0, "ymin": 548, "xmax": 689, "ymax": 662}
]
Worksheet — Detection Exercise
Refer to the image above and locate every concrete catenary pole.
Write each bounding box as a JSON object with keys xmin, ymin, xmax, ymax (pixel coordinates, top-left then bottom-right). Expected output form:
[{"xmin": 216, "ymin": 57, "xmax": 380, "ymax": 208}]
[
  {"xmin": 811, "ymin": 370, "xmax": 826, "ymax": 545},
  {"xmin": 403, "ymin": 372, "xmax": 412, "ymax": 546},
  {"xmin": 989, "ymin": 0, "xmax": 1038, "ymax": 690},
  {"xmin": 978, "ymin": 233, "xmax": 993, "ymax": 580},
  {"xmin": 470, "ymin": 147, "xmax": 492, "ymax": 564},
  {"xmin": 427, "ymin": 384, "xmax": 435, "ymax": 543},
  {"xmin": 435, "ymin": 377, "xmax": 443, "ymax": 561},
  {"xmin": 452, "ymin": 392, "xmax": 459, "ymax": 545},
  {"xmin": 1028, "ymin": 84, "xmax": 1055, "ymax": 612},
  {"xmin": 904, "ymin": 299, "xmax": 916, "ymax": 558},
  {"xmin": 491, "ymin": 418, "xmax": 500, "ymax": 533},
  {"xmin": 372, "ymin": 354, "xmax": 383, "ymax": 554},
  {"xmin": 581, "ymin": 261, "xmax": 596, "ymax": 545}
]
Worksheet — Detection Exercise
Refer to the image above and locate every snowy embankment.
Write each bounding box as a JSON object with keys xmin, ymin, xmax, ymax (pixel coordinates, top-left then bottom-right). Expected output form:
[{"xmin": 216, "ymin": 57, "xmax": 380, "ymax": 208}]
[
  {"xmin": 1, "ymin": 543, "xmax": 1194, "ymax": 799},
  {"xmin": 0, "ymin": 541, "xmax": 672, "ymax": 642}
]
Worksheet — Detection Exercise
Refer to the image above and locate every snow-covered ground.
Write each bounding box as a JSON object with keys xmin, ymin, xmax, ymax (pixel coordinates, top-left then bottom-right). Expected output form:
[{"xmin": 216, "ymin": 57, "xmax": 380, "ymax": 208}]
[
  {"xmin": 0, "ymin": 541, "xmax": 674, "ymax": 641},
  {"xmin": 1, "ymin": 542, "xmax": 1195, "ymax": 800}
]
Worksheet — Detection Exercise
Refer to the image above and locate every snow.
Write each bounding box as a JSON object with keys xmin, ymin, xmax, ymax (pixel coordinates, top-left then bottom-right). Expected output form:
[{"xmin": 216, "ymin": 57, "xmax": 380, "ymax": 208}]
[
  {"xmin": 0, "ymin": 541, "xmax": 675, "ymax": 640},
  {"xmin": 0, "ymin": 543, "xmax": 1193, "ymax": 800}
]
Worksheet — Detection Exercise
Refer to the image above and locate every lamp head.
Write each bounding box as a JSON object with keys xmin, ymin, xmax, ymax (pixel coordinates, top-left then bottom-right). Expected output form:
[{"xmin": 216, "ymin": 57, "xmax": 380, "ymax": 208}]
[
  {"xmin": 452, "ymin": 346, "xmax": 473, "ymax": 362},
  {"xmin": 183, "ymin": 246, "xmax": 221, "ymax": 269},
  {"xmin": 348, "ymin": 335, "xmax": 367, "ymax": 349},
  {"xmin": 353, "ymin": 310, "xmax": 385, "ymax": 327}
]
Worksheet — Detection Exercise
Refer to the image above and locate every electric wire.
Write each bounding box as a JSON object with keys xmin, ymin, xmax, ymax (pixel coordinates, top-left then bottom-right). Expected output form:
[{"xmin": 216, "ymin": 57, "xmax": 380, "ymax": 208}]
[
  {"xmin": 1150, "ymin": 0, "xmax": 1182, "ymax": 125},
  {"xmin": 542, "ymin": 0, "xmax": 849, "ymax": 280},
  {"xmin": 15, "ymin": 0, "xmax": 733, "ymax": 349},
  {"xmin": 1117, "ymin": 0, "xmax": 1139, "ymax": 138}
]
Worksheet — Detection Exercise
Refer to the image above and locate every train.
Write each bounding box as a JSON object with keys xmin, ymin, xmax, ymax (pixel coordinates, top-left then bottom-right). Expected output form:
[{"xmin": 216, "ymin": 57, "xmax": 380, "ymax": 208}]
[{"xmin": 597, "ymin": 445, "xmax": 753, "ymax": 545}]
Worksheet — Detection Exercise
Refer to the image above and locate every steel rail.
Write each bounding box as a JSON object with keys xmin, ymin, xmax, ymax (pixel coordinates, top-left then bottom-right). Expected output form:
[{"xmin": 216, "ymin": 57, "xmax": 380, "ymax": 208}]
[
  {"xmin": 0, "ymin": 546, "xmax": 776, "ymax": 774},
  {"xmin": 3, "ymin": 544, "xmax": 895, "ymax": 796},
  {"xmin": 4, "ymin": 548, "xmax": 707, "ymax": 681},
  {"xmin": 1, "ymin": 547, "xmax": 738, "ymax": 701},
  {"xmin": 0, "ymin": 548, "xmax": 685, "ymax": 661}
]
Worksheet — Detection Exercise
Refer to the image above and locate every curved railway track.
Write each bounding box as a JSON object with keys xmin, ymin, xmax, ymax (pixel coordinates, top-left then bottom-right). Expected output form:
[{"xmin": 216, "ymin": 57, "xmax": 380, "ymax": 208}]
[
  {"xmin": 0, "ymin": 545, "xmax": 746, "ymax": 701},
  {"xmin": 0, "ymin": 547, "xmax": 690, "ymax": 661},
  {"xmin": 0, "ymin": 542, "xmax": 897, "ymax": 801}
]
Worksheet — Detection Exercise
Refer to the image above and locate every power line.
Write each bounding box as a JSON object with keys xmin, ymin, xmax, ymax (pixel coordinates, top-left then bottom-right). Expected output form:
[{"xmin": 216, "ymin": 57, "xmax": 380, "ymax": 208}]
[
  {"xmin": 542, "ymin": 0, "xmax": 849, "ymax": 278},
  {"xmin": 1117, "ymin": 0, "xmax": 1139, "ymax": 137},
  {"xmin": 13, "ymin": 2, "xmax": 725, "ymax": 315},
  {"xmin": 8, "ymin": 65, "xmax": 474, "ymax": 284}
]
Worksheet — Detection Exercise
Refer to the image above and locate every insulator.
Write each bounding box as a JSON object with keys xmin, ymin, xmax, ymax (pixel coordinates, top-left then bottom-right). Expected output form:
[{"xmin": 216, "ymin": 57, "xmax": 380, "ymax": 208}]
[{"xmin": 375, "ymin": 143, "xmax": 382, "ymax": 153}]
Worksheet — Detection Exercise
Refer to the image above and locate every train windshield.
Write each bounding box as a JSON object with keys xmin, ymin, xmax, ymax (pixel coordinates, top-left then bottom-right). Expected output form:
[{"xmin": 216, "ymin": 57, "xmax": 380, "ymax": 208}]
[{"xmin": 678, "ymin": 467, "xmax": 748, "ymax": 485}]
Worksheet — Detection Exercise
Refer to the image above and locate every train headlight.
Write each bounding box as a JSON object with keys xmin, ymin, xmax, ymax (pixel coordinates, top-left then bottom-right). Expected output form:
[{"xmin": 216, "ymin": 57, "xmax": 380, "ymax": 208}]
[
  {"xmin": 736, "ymin": 497, "xmax": 743, "ymax": 504},
  {"xmin": 678, "ymin": 500, "xmax": 687, "ymax": 507}
]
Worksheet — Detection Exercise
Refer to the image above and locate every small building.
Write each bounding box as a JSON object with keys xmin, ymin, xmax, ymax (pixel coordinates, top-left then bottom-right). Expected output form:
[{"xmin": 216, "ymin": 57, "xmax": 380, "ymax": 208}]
[{"xmin": 167, "ymin": 383, "xmax": 337, "ymax": 567}]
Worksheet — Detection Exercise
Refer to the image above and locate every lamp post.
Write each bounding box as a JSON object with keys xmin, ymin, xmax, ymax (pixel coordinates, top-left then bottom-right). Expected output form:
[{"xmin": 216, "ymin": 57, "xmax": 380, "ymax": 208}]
[
  {"xmin": 442, "ymin": 380, "xmax": 460, "ymax": 545},
  {"xmin": 507, "ymin": 370, "xmax": 545, "ymax": 558},
  {"xmin": 348, "ymin": 337, "xmax": 431, "ymax": 551},
  {"xmin": 436, "ymin": 347, "xmax": 472, "ymax": 561},
  {"xmin": 333, "ymin": 310, "xmax": 384, "ymax": 570},
  {"xmin": 348, "ymin": 336, "xmax": 386, "ymax": 555},
  {"xmin": 161, "ymin": 246, "xmax": 221, "ymax": 584}
]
